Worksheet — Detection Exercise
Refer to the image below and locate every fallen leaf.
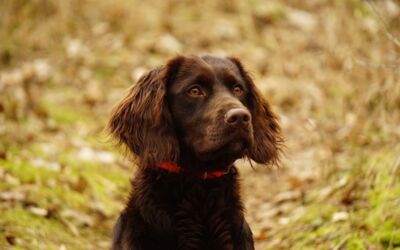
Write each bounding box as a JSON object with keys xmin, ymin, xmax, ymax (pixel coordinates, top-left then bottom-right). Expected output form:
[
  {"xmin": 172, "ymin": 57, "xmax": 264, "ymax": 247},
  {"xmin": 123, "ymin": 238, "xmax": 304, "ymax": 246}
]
[
  {"xmin": 4, "ymin": 174, "xmax": 20, "ymax": 185},
  {"xmin": 92, "ymin": 21, "xmax": 109, "ymax": 35},
  {"xmin": 5, "ymin": 235, "xmax": 16, "ymax": 245},
  {"xmin": 28, "ymin": 206, "xmax": 48, "ymax": 217},
  {"xmin": 0, "ymin": 150, "xmax": 6, "ymax": 160},
  {"xmin": 154, "ymin": 34, "xmax": 182, "ymax": 54},
  {"xmin": 384, "ymin": 0, "xmax": 400, "ymax": 18},
  {"xmin": 60, "ymin": 217, "xmax": 80, "ymax": 236},
  {"xmin": 335, "ymin": 176, "xmax": 348, "ymax": 188},
  {"xmin": 0, "ymin": 168, "xmax": 4, "ymax": 178},
  {"xmin": 84, "ymin": 80, "xmax": 104, "ymax": 105},
  {"xmin": 65, "ymin": 39, "xmax": 89, "ymax": 60},
  {"xmin": 212, "ymin": 19, "xmax": 240, "ymax": 40},
  {"xmin": 331, "ymin": 211, "xmax": 349, "ymax": 222},
  {"xmin": 97, "ymin": 240, "xmax": 111, "ymax": 248},
  {"xmin": 286, "ymin": 175, "xmax": 304, "ymax": 189},
  {"xmin": 31, "ymin": 158, "xmax": 61, "ymax": 172},
  {"xmin": 0, "ymin": 191, "xmax": 25, "ymax": 201},
  {"xmin": 32, "ymin": 59, "xmax": 51, "ymax": 82},
  {"xmin": 70, "ymin": 176, "xmax": 88, "ymax": 192},
  {"xmin": 61, "ymin": 209, "xmax": 95, "ymax": 227},
  {"xmin": 131, "ymin": 67, "xmax": 147, "ymax": 82},
  {"xmin": 254, "ymin": 227, "xmax": 269, "ymax": 241},
  {"xmin": 77, "ymin": 147, "xmax": 115, "ymax": 164},
  {"xmin": 278, "ymin": 217, "xmax": 290, "ymax": 225},
  {"xmin": 318, "ymin": 186, "xmax": 334, "ymax": 199},
  {"xmin": 287, "ymin": 9, "xmax": 317, "ymax": 31},
  {"xmin": 273, "ymin": 190, "xmax": 301, "ymax": 204}
]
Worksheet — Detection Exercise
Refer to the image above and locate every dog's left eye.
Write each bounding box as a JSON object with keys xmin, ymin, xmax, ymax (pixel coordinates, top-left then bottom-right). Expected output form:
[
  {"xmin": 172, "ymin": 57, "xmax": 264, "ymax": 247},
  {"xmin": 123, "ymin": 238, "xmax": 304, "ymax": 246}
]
[{"xmin": 232, "ymin": 85, "xmax": 244, "ymax": 97}]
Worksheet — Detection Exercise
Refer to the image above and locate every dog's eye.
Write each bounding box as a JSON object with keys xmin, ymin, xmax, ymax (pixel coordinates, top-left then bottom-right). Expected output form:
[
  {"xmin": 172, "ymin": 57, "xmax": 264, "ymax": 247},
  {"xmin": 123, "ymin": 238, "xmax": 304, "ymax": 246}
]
[
  {"xmin": 232, "ymin": 85, "xmax": 244, "ymax": 97},
  {"xmin": 187, "ymin": 87, "xmax": 205, "ymax": 97}
]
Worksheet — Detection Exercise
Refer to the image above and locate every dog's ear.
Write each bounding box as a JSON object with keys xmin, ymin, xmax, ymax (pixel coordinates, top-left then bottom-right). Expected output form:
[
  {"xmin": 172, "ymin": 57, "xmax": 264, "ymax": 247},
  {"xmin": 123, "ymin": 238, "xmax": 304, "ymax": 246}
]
[
  {"xmin": 228, "ymin": 57, "xmax": 283, "ymax": 165},
  {"xmin": 108, "ymin": 56, "xmax": 185, "ymax": 168}
]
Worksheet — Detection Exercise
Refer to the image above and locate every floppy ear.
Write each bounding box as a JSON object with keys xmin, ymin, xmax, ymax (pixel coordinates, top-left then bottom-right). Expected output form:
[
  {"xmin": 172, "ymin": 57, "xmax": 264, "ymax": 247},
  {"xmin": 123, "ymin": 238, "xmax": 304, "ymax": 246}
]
[
  {"xmin": 108, "ymin": 56, "xmax": 184, "ymax": 168},
  {"xmin": 228, "ymin": 57, "xmax": 283, "ymax": 165}
]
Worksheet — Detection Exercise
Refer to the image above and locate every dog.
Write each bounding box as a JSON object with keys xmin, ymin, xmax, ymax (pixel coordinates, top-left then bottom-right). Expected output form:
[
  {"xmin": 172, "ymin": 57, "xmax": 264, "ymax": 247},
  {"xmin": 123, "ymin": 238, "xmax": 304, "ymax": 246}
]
[{"xmin": 108, "ymin": 55, "xmax": 282, "ymax": 250}]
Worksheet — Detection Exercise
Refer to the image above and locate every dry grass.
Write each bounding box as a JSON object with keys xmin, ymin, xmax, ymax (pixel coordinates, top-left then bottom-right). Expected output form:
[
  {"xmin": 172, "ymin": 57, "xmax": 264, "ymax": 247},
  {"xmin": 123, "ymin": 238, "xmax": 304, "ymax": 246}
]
[{"xmin": 1, "ymin": 0, "xmax": 399, "ymax": 249}]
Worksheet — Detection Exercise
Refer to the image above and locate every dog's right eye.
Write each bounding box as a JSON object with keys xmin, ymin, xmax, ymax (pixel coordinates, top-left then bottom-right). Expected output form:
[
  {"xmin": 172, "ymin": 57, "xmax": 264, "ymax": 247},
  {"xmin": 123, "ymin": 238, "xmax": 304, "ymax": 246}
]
[{"xmin": 187, "ymin": 87, "xmax": 205, "ymax": 97}]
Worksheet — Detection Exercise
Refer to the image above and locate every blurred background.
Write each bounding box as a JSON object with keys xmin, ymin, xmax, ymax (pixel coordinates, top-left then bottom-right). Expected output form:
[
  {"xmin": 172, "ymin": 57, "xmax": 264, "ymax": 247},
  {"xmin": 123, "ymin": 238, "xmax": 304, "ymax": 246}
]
[{"xmin": 0, "ymin": 0, "xmax": 399, "ymax": 249}]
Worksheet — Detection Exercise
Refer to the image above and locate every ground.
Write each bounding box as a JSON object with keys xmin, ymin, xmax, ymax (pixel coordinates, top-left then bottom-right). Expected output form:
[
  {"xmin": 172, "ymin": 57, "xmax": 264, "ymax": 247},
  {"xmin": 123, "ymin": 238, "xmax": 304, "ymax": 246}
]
[{"xmin": 0, "ymin": 0, "xmax": 400, "ymax": 249}]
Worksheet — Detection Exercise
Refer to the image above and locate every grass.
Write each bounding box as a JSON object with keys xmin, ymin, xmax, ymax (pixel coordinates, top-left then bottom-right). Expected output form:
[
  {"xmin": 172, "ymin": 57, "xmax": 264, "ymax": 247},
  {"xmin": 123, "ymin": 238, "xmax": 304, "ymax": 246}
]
[
  {"xmin": 1, "ymin": 0, "xmax": 400, "ymax": 249},
  {"xmin": 0, "ymin": 141, "xmax": 129, "ymax": 249},
  {"xmin": 0, "ymin": 100, "xmax": 129, "ymax": 248},
  {"xmin": 270, "ymin": 149, "xmax": 400, "ymax": 249}
]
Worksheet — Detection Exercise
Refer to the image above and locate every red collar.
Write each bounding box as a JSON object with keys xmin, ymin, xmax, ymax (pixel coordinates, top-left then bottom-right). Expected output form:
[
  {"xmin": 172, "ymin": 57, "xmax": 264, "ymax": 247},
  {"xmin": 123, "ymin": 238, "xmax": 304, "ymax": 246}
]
[{"xmin": 157, "ymin": 162, "xmax": 229, "ymax": 179}]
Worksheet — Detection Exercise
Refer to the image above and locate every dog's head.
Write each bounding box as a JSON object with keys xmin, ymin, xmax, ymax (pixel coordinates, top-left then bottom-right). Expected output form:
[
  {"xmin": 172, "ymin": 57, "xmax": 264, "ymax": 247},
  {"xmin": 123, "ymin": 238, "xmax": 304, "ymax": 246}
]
[{"xmin": 108, "ymin": 55, "xmax": 282, "ymax": 169}]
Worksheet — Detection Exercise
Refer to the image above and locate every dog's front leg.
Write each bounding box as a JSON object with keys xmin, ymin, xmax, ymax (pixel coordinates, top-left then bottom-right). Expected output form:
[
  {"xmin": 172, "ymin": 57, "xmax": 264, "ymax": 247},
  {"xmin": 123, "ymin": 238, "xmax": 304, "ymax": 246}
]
[
  {"xmin": 234, "ymin": 219, "xmax": 255, "ymax": 250},
  {"xmin": 112, "ymin": 211, "xmax": 145, "ymax": 250}
]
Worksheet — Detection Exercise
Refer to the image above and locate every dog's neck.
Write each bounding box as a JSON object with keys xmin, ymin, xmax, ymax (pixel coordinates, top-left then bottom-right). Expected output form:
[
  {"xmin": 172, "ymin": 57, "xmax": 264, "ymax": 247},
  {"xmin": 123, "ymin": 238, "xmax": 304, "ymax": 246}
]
[
  {"xmin": 156, "ymin": 162, "xmax": 231, "ymax": 179},
  {"xmin": 177, "ymin": 149, "xmax": 236, "ymax": 172}
]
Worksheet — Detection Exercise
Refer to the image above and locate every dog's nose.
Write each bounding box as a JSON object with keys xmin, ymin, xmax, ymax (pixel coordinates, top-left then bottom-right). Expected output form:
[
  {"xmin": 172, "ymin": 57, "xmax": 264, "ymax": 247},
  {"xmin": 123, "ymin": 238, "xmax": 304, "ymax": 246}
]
[{"xmin": 225, "ymin": 108, "xmax": 251, "ymax": 128}]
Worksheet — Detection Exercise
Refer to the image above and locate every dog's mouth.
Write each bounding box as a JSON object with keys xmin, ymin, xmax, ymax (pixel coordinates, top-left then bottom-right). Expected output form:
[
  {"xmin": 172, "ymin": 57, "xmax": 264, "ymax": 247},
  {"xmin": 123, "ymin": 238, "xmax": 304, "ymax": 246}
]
[{"xmin": 195, "ymin": 128, "xmax": 253, "ymax": 162}]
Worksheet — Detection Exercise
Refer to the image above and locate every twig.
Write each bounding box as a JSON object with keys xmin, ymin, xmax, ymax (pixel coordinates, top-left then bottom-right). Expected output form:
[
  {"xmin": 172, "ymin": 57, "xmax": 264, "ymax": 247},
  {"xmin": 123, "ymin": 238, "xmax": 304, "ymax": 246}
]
[
  {"xmin": 389, "ymin": 154, "xmax": 400, "ymax": 186},
  {"xmin": 352, "ymin": 56, "xmax": 400, "ymax": 70},
  {"xmin": 332, "ymin": 235, "xmax": 351, "ymax": 250},
  {"xmin": 364, "ymin": 0, "xmax": 400, "ymax": 48}
]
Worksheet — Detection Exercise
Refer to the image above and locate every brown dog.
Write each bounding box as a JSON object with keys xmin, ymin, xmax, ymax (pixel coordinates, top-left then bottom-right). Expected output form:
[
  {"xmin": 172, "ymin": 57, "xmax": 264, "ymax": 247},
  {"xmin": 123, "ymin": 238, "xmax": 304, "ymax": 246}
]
[{"xmin": 108, "ymin": 55, "xmax": 282, "ymax": 250}]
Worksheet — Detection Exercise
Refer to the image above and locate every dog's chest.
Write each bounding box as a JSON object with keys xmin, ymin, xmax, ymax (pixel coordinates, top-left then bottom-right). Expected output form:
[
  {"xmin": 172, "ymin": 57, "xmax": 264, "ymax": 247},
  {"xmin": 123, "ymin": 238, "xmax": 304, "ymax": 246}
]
[
  {"xmin": 169, "ymin": 180, "xmax": 238, "ymax": 249},
  {"xmin": 172, "ymin": 178, "xmax": 234, "ymax": 211}
]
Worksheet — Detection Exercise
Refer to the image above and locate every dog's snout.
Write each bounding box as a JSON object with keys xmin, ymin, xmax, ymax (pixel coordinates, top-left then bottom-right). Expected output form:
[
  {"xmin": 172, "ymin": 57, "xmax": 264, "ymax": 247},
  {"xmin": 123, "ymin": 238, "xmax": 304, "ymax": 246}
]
[{"xmin": 225, "ymin": 108, "xmax": 251, "ymax": 128}]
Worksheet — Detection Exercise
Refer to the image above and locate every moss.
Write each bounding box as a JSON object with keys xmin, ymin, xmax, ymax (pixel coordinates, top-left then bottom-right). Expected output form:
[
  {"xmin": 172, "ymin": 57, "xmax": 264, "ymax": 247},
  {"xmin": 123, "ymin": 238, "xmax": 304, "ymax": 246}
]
[
  {"xmin": 93, "ymin": 64, "xmax": 117, "ymax": 79},
  {"xmin": 0, "ymin": 143, "xmax": 128, "ymax": 249},
  {"xmin": 45, "ymin": 102, "xmax": 89, "ymax": 125},
  {"xmin": 0, "ymin": 208, "xmax": 86, "ymax": 249},
  {"xmin": 378, "ymin": 229, "xmax": 400, "ymax": 248},
  {"xmin": 346, "ymin": 237, "xmax": 366, "ymax": 250},
  {"xmin": 267, "ymin": 149, "xmax": 400, "ymax": 249},
  {"xmin": 31, "ymin": 185, "xmax": 88, "ymax": 209},
  {"xmin": 1, "ymin": 160, "xmax": 58, "ymax": 184}
]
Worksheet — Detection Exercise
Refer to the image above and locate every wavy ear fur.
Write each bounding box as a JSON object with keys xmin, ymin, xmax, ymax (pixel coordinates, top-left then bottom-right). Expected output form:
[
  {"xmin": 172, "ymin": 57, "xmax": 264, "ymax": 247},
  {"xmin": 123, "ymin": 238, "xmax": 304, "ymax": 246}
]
[
  {"xmin": 108, "ymin": 57, "xmax": 184, "ymax": 168},
  {"xmin": 228, "ymin": 57, "xmax": 283, "ymax": 166}
]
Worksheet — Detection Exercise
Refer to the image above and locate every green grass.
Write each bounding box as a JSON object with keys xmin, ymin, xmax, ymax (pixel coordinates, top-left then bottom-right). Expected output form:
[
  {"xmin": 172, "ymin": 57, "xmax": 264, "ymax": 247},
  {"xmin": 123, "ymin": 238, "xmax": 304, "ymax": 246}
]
[
  {"xmin": 268, "ymin": 150, "xmax": 400, "ymax": 249},
  {"xmin": 0, "ymin": 118, "xmax": 130, "ymax": 249}
]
